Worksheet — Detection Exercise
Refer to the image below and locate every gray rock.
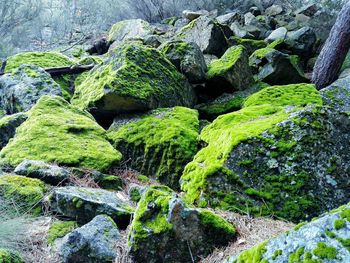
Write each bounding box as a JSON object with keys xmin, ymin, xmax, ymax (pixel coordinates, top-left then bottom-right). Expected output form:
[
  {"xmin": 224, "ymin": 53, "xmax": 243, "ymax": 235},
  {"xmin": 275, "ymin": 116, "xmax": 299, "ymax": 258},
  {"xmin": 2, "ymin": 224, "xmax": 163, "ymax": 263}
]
[
  {"xmin": 265, "ymin": 5, "xmax": 283, "ymax": 16},
  {"xmin": 143, "ymin": 35, "xmax": 162, "ymax": 48},
  {"xmin": 14, "ymin": 160, "xmax": 70, "ymax": 185},
  {"xmin": 265, "ymin": 27, "xmax": 287, "ymax": 43},
  {"xmin": 227, "ymin": 202, "xmax": 350, "ymax": 262},
  {"xmin": 321, "ymin": 75, "xmax": 350, "ymax": 113},
  {"xmin": 294, "ymin": 4, "xmax": 319, "ymax": 17},
  {"xmin": 203, "ymin": 54, "xmax": 218, "ymax": 67},
  {"xmin": 160, "ymin": 41, "xmax": 207, "ymax": 83},
  {"xmin": 177, "ymin": 16, "xmax": 233, "ymax": 56},
  {"xmin": 128, "ymin": 186, "xmax": 236, "ymax": 263},
  {"xmin": 0, "ymin": 65, "xmax": 62, "ymax": 114},
  {"xmin": 182, "ymin": 10, "xmax": 209, "ymax": 21},
  {"xmin": 244, "ymin": 12, "xmax": 258, "ymax": 26},
  {"xmin": 58, "ymin": 215, "xmax": 120, "ymax": 263},
  {"xmin": 216, "ymin": 12, "xmax": 242, "ymax": 25},
  {"xmin": 230, "ymin": 22, "xmax": 249, "ymax": 38},
  {"xmin": 285, "ymin": 27, "xmax": 317, "ymax": 59},
  {"xmin": 0, "ymin": 113, "xmax": 27, "ymax": 149},
  {"xmin": 50, "ymin": 186, "xmax": 133, "ymax": 228}
]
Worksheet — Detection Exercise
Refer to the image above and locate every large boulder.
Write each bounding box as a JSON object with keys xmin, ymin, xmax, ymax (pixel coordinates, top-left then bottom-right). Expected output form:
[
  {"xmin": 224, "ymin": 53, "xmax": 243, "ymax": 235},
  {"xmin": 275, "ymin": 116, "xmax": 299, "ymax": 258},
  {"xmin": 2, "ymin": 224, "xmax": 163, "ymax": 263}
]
[
  {"xmin": 177, "ymin": 16, "xmax": 233, "ymax": 57},
  {"xmin": 160, "ymin": 41, "xmax": 207, "ymax": 83},
  {"xmin": 181, "ymin": 84, "xmax": 350, "ymax": 222},
  {"xmin": 72, "ymin": 42, "xmax": 196, "ymax": 118},
  {"xmin": 58, "ymin": 215, "xmax": 120, "ymax": 263},
  {"xmin": 249, "ymin": 47, "xmax": 308, "ymax": 85},
  {"xmin": 284, "ymin": 27, "xmax": 317, "ymax": 59},
  {"xmin": 206, "ymin": 45, "xmax": 254, "ymax": 96},
  {"xmin": 0, "ymin": 65, "xmax": 62, "ymax": 114},
  {"xmin": 321, "ymin": 75, "xmax": 350, "ymax": 112},
  {"xmin": 0, "ymin": 113, "xmax": 27, "ymax": 149},
  {"xmin": 50, "ymin": 186, "xmax": 133, "ymax": 227},
  {"xmin": 227, "ymin": 202, "xmax": 350, "ymax": 263},
  {"xmin": 128, "ymin": 186, "xmax": 236, "ymax": 263},
  {"xmin": 108, "ymin": 107, "xmax": 199, "ymax": 190},
  {"xmin": 0, "ymin": 96, "xmax": 122, "ymax": 171}
]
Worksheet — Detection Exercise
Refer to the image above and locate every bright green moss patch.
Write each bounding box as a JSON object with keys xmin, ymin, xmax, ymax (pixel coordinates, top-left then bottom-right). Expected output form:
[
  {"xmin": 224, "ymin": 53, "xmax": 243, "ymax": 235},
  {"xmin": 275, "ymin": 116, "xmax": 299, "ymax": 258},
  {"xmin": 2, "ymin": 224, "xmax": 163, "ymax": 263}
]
[
  {"xmin": 47, "ymin": 220, "xmax": 77, "ymax": 245},
  {"xmin": 340, "ymin": 209, "xmax": 350, "ymax": 221},
  {"xmin": 0, "ymin": 96, "xmax": 122, "ymax": 171},
  {"xmin": 234, "ymin": 242, "xmax": 267, "ymax": 263},
  {"xmin": 199, "ymin": 210, "xmax": 236, "ymax": 235},
  {"xmin": 313, "ymin": 242, "xmax": 337, "ymax": 259},
  {"xmin": 207, "ymin": 45, "xmax": 245, "ymax": 79},
  {"xmin": 289, "ymin": 246, "xmax": 305, "ymax": 263},
  {"xmin": 5, "ymin": 52, "xmax": 75, "ymax": 73},
  {"xmin": 0, "ymin": 175, "xmax": 46, "ymax": 214},
  {"xmin": 334, "ymin": 219, "xmax": 346, "ymax": 230},
  {"xmin": 108, "ymin": 19, "xmax": 151, "ymax": 43},
  {"xmin": 250, "ymin": 47, "xmax": 275, "ymax": 61},
  {"xmin": 243, "ymin": 84, "xmax": 322, "ymax": 108},
  {"xmin": 0, "ymin": 248, "xmax": 23, "ymax": 263}
]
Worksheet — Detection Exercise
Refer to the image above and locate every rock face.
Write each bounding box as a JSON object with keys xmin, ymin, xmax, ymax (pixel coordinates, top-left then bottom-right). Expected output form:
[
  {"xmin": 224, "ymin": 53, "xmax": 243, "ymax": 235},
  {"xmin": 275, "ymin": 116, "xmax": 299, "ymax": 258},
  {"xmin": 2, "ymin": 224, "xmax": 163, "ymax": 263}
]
[
  {"xmin": 72, "ymin": 43, "xmax": 196, "ymax": 117},
  {"xmin": 14, "ymin": 160, "xmax": 70, "ymax": 185},
  {"xmin": 0, "ymin": 65, "xmax": 62, "ymax": 114},
  {"xmin": 50, "ymin": 186, "xmax": 133, "ymax": 227},
  {"xmin": 160, "ymin": 41, "xmax": 207, "ymax": 83},
  {"xmin": 285, "ymin": 27, "xmax": 316, "ymax": 59},
  {"xmin": 177, "ymin": 16, "xmax": 233, "ymax": 56},
  {"xmin": 0, "ymin": 96, "xmax": 122, "ymax": 171},
  {"xmin": 0, "ymin": 113, "xmax": 27, "ymax": 149},
  {"xmin": 108, "ymin": 107, "xmax": 199, "ymax": 190},
  {"xmin": 128, "ymin": 186, "xmax": 236, "ymax": 263},
  {"xmin": 206, "ymin": 45, "xmax": 254, "ymax": 95},
  {"xmin": 58, "ymin": 215, "xmax": 120, "ymax": 263},
  {"xmin": 249, "ymin": 48, "xmax": 308, "ymax": 85},
  {"xmin": 181, "ymin": 84, "xmax": 350, "ymax": 222},
  {"xmin": 228, "ymin": 203, "xmax": 350, "ymax": 263}
]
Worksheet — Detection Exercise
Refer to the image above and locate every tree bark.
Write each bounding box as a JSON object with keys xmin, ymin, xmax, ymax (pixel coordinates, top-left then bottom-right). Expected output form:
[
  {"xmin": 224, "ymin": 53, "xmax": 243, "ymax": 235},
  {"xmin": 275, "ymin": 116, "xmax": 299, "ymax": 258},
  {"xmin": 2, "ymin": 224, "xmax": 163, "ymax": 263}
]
[
  {"xmin": 0, "ymin": 65, "xmax": 94, "ymax": 77},
  {"xmin": 312, "ymin": 1, "xmax": 350, "ymax": 89}
]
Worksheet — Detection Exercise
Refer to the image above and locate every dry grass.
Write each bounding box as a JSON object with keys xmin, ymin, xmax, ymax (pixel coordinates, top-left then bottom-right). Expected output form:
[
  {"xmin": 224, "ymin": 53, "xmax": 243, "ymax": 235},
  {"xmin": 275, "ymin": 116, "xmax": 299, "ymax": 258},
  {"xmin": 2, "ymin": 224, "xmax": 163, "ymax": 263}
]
[{"xmin": 114, "ymin": 226, "xmax": 133, "ymax": 263}]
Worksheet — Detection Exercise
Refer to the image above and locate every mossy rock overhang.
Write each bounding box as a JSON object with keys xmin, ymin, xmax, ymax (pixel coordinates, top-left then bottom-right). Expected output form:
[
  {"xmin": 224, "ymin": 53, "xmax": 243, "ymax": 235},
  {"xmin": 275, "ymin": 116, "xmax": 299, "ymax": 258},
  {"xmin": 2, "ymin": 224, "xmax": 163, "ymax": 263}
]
[
  {"xmin": 180, "ymin": 83, "xmax": 350, "ymax": 222},
  {"xmin": 71, "ymin": 42, "xmax": 196, "ymax": 120},
  {"xmin": 128, "ymin": 185, "xmax": 236, "ymax": 263},
  {"xmin": 0, "ymin": 95, "xmax": 122, "ymax": 172},
  {"xmin": 228, "ymin": 202, "xmax": 350, "ymax": 263},
  {"xmin": 107, "ymin": 107, "xmax": 199, "ymax": 190}
]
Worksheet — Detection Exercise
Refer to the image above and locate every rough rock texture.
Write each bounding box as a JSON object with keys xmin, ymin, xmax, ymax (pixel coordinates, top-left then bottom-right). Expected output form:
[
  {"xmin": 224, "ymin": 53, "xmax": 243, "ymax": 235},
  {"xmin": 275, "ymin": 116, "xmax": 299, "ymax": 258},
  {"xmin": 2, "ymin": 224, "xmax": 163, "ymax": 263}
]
[
  {"xmin": 249, "ymin": 48, "xmax": 308, "ymax": 85},
  {"xmin": 108, "ymin": 107, "xmax": 199, "ymax": 190},
  {"xmin": 14, "ymin": 160, "xmax": 70, "ymax": 185},
  {"xmin": 182, "ymin": 10, "xmax": 209, "ymax": 21},
  {"xmin": 50, "ymin": 186, "xmax": 133, "ymax": 227},
  {"xmin": 58, "ymin": 215, "xmax": 120, "ymax": 263},
  {"xmin": 177, "ymin": 16, "xmax": 233, "ymax": 57},
  {"xmin": 181, "ymin": 84, "xmax": 350, "ymax": 222},
  {"xmin": 227, "ymin": 203, "xmax": 350, "ymax": 263},
  {"xmin": 0, "ymin": 113, "xmax": 27, "ymax": 149},
  {"xmin": 160, "ymin": 41, "xmax": 207, "ymax": 83},
  {"xmin": 0, "ymin": 65, "xmax": 62, "ymax": 114},
  {"xmin": 128, "ymin": 186, "xmax": 236, "ymax": 263},
  {"xmin": 321, "ymin": 75, "xmax": 350, "ymax": 113},
  {"xmin": 285, "ymin": 27, "xmax": 317, "ymax": 59},
  {"xmin": 206, "ymin": 45, "xmax": 254, "ymax": 95},
  {"xmin": 72, "ymin": 42, "xmax": 196, "ymax": 117},
  {"xmin": 0, "ymin": 96, "xmax": 122, "ymax": 171}
]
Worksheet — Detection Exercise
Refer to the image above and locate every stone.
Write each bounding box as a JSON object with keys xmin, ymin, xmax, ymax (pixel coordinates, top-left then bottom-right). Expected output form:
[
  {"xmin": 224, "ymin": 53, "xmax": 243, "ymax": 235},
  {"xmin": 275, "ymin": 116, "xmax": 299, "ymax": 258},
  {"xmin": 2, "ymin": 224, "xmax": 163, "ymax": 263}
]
[
  {"xmin": 0, "ymin": 113, "xmax": 27, "ymax": 149},
  {"xmin": 216, "ymin": 12, "xmax": 242, "ymax": 25},
  {"xmin": 182, "ymin": 10, "xmax": 209, "ymax": 21},
  {"xmin": 285, "ymin": 27, "xmax": 317, "ymax": 59},
  {"xmin": 265, "ymin": 27, "xmax": 287, "ymax": 43},
  {"xmin": 294, "ymin": 4, "xmax": 319, "ymax": 17},
  {"xmin": 265, "ymin": 5, "xmax": 283, "ymax": 16},
  {"xmin": 50, "ymin": 186, "xmax": 133, "ymax": 227},
  {"xmin": 58, "ymin": 215, "xmax": 120, "ymax": 263}
]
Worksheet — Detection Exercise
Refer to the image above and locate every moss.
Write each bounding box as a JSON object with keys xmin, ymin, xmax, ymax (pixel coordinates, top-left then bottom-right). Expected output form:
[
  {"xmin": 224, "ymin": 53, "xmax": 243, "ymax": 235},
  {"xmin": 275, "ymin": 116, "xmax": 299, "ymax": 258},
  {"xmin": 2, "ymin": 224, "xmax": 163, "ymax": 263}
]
[
  {"xmin": 207, "ymin": 45, "xmax": 245, "ymax": 79},
  {"xmin": 130, "ymin": 188, "xmax": 142, "ymax": 202},
  {"xmin": 0, "ymin": 249, "xmax": 23, "ymax": 263},
  {"xmin": 289, "ymin": 247, "xmax": 305, "ymax": 263},
  {"xmin": 234, "ymin": 242, "xmax": 267, "ymax": 263},
  {"xmin": 108, "ymin": 19, "xmax": 151, "ymax": 43},
  {"xmin": 294, "ymin": 222, "xmax": 307, "ymax": 231},
  {"xmin": 162, "ymin": 17, "xmax": 179, "ymax": 26},
  {"xmin": 340, "ymin": 209, "xmax": 350, "ymax": 221},
  {"xmin": 108, "ymin": 107, "xmax": 199, "ymax": 189},
  {"xmin": 0, "ymin": 96, "xmax": 122, "ymax": 171},
  {"xmin": 78, "ymin": 56, "xmax": 103, "ymax": 65},
  {"xmin": 138, "ymin": 175, "xmax": 150, "ymax": 183},
  {"xmin": 272, "ymin": 249, "xmax": 283, "ymax": 260},
  {"xmin": 199, "ymin": 210, "xmax": 236, "ymax": 235},
  {"xmin": 0, "ymin": 175, "xmax": 47, "ymax": 215},
  {"xmin": 53, "ymin": 75, "xmax": 75, "ymax": 101},
  {"xmin": 47, "ymin": 221, "xmax": 77, "ymax": 244},
  {"xmin": 229, "ymin": 37, "xmax": 267, "ymax": 54},
  {"xmin": 313, "ymin": 242, "xmax": 337, "ymax": 259},
  {"xmin": 250, "ymin": 47, "xmax": 275, "ymax": 60},
  {"xmin": 5, "ymin": 52, "xmax": 75, "ymax": 73},
  {"xmin": 334, "ymin": 219, "xmax": 346, "ymax": 230},
  {"xmin": 96, "ymin": 175, "xmax": 123, "ymax": 190},
  {"xmin": 161, "ymin": 41, "xmax": 190, "ymax": 57}
]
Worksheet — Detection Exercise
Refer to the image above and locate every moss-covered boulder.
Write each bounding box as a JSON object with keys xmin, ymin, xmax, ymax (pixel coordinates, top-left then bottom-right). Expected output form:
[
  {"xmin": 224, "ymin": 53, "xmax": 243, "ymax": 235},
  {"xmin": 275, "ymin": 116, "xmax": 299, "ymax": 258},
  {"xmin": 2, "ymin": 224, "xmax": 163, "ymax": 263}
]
[
  {"xmin": 160, "ymin": 41, "xmax": 207, "ymax": 83},
  {"xmin": 0, "ymin": 96, "xmax": 122, "ymax": 171},
  {"xmin": 48, "ymin": 220, "xmax": 78, "ymax": 245},
  {"xmin": 206, "ymin": 45, "xmax": 254, "ymax": 96},
  {"xmin": 0, "ymin": 113, "xmax": 27, "ymax": 149},
  {"xmin": 0, "ymin": 65, "xmax": 62, "ymax": 114},
  {"xmin": 0, "ymin": 175, "xmax": 47, "ymax": 214},
  {"xmin": 128, "ymin": 186, "xmax": 236, "ymax": 263},
  {"xmin": 50, "ymin": 186, "xmax": 133, "ymax": 228},
  {"xmin": 228, "ymin": 37, "xmax": 267, "ymax": 55},
  {"xmin": 227, "ymin": 203, "xmax": 350, "ymax": 263},
  {"xmin": 0, "ymin": 249, "xmax": 24, "ymax": 263},
  {"xmin": 72, "ymin": 43, "xmax": 196, "ymax": 118},
  {"xmin": 108, "ymin": 107, "xmax": 199, "ymax": 190},
  {"xmin": 177, "ymin": 16, "xmax": 233, "ymax": 57},
  {"xmin": 249, "ymin": 48, "xmax": 308, "ymax": 85},
  {"xmin": 181, "ymin": 84, "xmax": 350, "ymax": 222}
]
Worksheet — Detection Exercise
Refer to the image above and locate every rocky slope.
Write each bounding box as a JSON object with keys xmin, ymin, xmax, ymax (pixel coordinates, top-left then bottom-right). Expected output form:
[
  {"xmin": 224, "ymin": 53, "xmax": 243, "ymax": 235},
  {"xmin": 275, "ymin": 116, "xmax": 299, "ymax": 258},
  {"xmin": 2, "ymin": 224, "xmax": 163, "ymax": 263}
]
[{"xmin": 0, "ymin": 1, "xmax": 349, "ymax": 263}]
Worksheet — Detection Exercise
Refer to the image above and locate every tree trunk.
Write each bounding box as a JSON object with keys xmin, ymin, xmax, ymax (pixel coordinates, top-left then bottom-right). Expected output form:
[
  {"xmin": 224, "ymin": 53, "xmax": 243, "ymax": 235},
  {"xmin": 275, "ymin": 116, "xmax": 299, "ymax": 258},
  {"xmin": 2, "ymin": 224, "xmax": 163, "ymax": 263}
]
[{"xmin": 312, "ymin": 1, "xmax": 350, "ymax": 89}]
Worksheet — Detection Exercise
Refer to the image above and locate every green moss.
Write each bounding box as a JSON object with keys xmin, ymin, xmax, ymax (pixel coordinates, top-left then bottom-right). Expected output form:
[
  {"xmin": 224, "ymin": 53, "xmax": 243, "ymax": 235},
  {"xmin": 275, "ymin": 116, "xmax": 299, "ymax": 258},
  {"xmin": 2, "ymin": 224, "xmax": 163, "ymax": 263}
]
[
  {"xmin": 250, "ymin": 47, "xmax": 275, "ymax": 60},
  {"xmin": 294, "ymin": 222, "xmax": 307, "ymax": 231},
  {"xmin": 96, "ymin": 175, "xmax": 123, "ymax": 190},
  {"xmin": 313, "ymin": 242, "xmax": 337, "ymax": 259},
  {"xmin": 130, "ymin": 188, "xmax": 142, "ymax": 202},
  {"xmin": 334, "ymin": 219, "xmax": 346, "ymax": 230},
  {"xmin": 53, "ymin": 75, "xmax": 75, "ymax": 101},
  {"xmin": 108, "ymin": 19, "xmax": 151, "ymax": 43},
  {"xmin": 199, "ymin": 210, "xmax": 236, "ymax": 235},
  {"xmin": 0, "ymin": 96, "xmax": 122, "ymax": 171},
  {"xmin": 47, "ymin": 221, "xmax": 77, "ymax": 244},
  {"xmin": 0, "ymin": 175, "xmax": 47, "ymax": 215},
  {"xmin": 340, "ymin": 209, "xmax": 350, "ymax": 221},
  {"xmin": 138, "ymin": 175, "xmax": 150, "ymax": 183},
  {"xmin": 289, "ymin": 247, "xmax": 305, "ymax": 263},
  {"xmin": 78, "ymin": 56, "xmax": 103, "ymax": 65},
  {"xmin": 5, "ymin": 52, "xmax": 75, "ymax": 73},
  {"xmin": 161, "ymin": 41, "xmax": 190, "ymax": 57},
  {"xmin": 207, "ymin": 45, "xmax": 245, "ymax": 79},
  {"xmin": 0, "ymin": 249, "xmax": 23, "ymax": 263},
  {"xmin": 234, "ymin": 242, "xmax": 267, "ymax": 263},
  {"xmin": 272, "ymin": 249, "xmax": 283, "ymax": 260},
  {"xmin": 229, "ymin": 37, "xmax": 267, "ymax": 54}
]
